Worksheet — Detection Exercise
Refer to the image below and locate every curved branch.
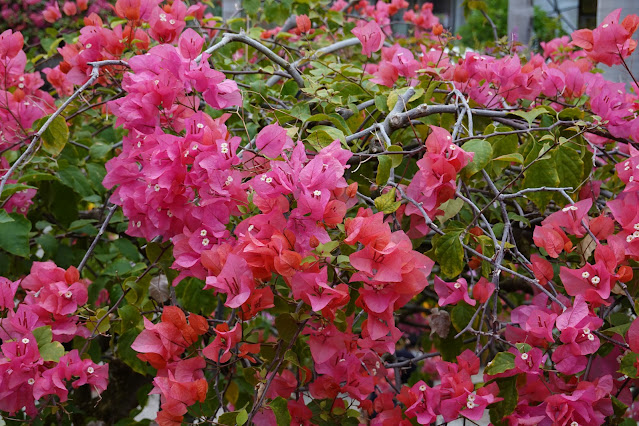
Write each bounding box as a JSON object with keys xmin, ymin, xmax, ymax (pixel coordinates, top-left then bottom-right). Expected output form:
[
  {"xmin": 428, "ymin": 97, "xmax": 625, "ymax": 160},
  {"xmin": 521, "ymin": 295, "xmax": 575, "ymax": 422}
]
[
  {"xmin": 198, "ymin": 32, "xmax": 305, "ymax": 88},
  {"xmin": 266, "ymin": 37, "xmax": 361, "ymax": 87},
  {"xmin": 0, "ymin": 60, "xmax": 129, "ymax": 198}
]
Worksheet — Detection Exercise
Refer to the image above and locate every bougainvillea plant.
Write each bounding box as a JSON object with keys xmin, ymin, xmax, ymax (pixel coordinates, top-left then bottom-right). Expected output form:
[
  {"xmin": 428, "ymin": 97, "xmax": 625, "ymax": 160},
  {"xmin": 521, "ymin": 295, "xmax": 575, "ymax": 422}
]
[{"xmin": 2, "ymin": 0, "xmax": 639, "ymax": 424}]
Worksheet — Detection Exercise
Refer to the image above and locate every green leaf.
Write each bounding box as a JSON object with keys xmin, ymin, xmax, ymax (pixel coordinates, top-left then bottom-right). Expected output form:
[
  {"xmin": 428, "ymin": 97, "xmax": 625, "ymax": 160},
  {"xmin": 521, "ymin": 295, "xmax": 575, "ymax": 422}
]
[
  {"xmin": 307, "ymin": 125, "xmax": 345, "ymax": 150},
  {"xmin": 275, "ymin": 313, "xmax": 298, "ymax": 343},
  {"xmin": 271, "ymin": 396, "xmax": 292, "ymax": 426},
  {"xmin": 0, "ymin": 213, "xmax": 31, "ymax": 257},
  {"xmin": 376, "ymin": 155, "xmax": 392, "ymax": 186},
  {"xmin": 40, "ymin": 341, "xmax": 65, "ymax": 362},
  {"xmin": 558, "ymin": 107, "xmax": 584, "ymax": 120},
  {"xmin": 522, "ymin": 144, "xmax": 559, "ymax": 212},
  {"xmin": 435, "ymin": 198, "xmax": 464, "ymax": 225},
  {"xmin": 374, "ymin": 95, "xmax": 389, "ymax": 113},
  {"xmin": 554, "ymin": 145, "xmax": 584, "ymax": 191},
  {"xmin": 218, "ymin": 410, "xmax": 240, "ymax": 425},
  {"xmin": 118, "ymin": 305, "xmax": 142, "ymax": 331},
  {"xmin": 58, "ymin": 165, "xmax": 95, "ymax": 198},
  {"xmin": 461, "ymin": 139, "xmax": 492, "ymax": 178},
  {"xmin": 1, "ymin": 183, "xmax": 37, "ymax": 199},
  {"xmin": 386, "ymin": 145, "xmax": 404, "ymax": 167},
  {"xmin": 433, "ymin": 230, "xmax": 464, "ymax": 278},
  {"xmin": 485, "ymin": 351, "xmax": 516, "ymax": 375},
  {"xmin": 489, "ymin": 376, "xmax": 518, "ymax": 426},
  {"xmin": 40, "ymin": 115, "xmax": 69, "ymax": 156},
  {"xmin": 236, "ymin": 408, "xmax": 249, "ymax": 426},
  {"xmin": 0, "ymin": 210, "xmax": 14, "ymax": 224},
  {"xmin": 602, "ymin": 322, "xmax": 632, "ymax": 336},
  {"xmin": 451, "ymin": 303, "xmax": 476, "ymax": 333},
  {"xmin": 176, "ymin": 277, "xmax": 218, "ymax": 315},
  {"xmin": 493, "ymin": 153, "xmax": 523, "ymax": 163},
  {"xmin": 117, "ymin": 329, "xmax": 149, "ymax": 375},
  {"xmin": 508, "ymin": 107, "xmax": 550, "ymax": 127},
  {"xmin": 619, "ymin": 352, "xmax": 639, "ymax": 379},
  {"xmin": 33, "ymin": 326, "xmax": 53, "ymax": 346},
  {"xmin": 17, "ymin": 172, "xmax": 57, "ymax": 183},
  {"xmin": 374, "ymin": 188, "xmax": 401, "ymax": 214},
  {"xmin": 87, "ymin": 308, "xmax": 111, "ymax": 334}
]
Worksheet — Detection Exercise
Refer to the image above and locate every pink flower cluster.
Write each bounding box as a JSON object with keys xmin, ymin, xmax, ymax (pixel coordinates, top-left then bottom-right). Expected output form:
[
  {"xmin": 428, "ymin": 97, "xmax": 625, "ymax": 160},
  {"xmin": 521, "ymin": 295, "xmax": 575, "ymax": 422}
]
[
  {"xmin": 131, "ymin": 306, "xmax": 209, "ymax": 425},
  {"xmin": 103, "ymin": 28, "xmax": 242, "ymax": 282},
  {"xmin": 399, "ymin": 350, "xmax": 500, "ymax": 424},
  {"xmin": 403, "ymin": 126, "xmax": 474, "ymax": 237},
  {"xmin": 0, "ymin": 262, "xmax": 107, "ymax": 416},
  {"xmin": 0, "ymin": 29, "xmax": 55, "ymax": 151}
]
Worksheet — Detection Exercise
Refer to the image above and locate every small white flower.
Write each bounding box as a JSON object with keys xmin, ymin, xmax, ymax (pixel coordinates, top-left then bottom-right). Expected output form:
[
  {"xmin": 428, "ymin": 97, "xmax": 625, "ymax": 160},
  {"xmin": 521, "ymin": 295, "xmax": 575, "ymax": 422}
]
[
  {"xmin": 587, "ymin": 333, "xmax": 595, "ymax": 341},
  {"xmin": 583, "ymin": 327, "xmax": 590, "ymax": 334},
  {"xmin": 85, "ymin": 43, "xmax": 92, "ymax": 49},
  {"xmin": 154, "ymin": 184, "xmax": 160, "ymax": 192},
  {"xmin": 449, "ymin": 144, "xmax": 457, "ymax": 150},
  {"xmin": 454, "ymin": 282, "xmax": 461, "ymax": 289},
  {"xmin": 167, "ymin": 211, "xmax": 173, "ymax": 218},
  {"xmin": 591, "ymin": 275, "xmax": 600, "ymax": 285},
  {"xmin": 87, "ymin": 367, "xmax": 94, "ymax": 374},
  {"xmin": 265, "ymin": 177, "xmax": 273, "ymax": 183},
  {"xmin": 581, "ymin": 271, "xmax": 590, "ymax": 279},
  {"xmin": 313, "ymin": 190, "xmax": 322, "ymax": 197},
  {"xmin": 192, "ymin": 144, "xmax": 198, "ymax": 150},
  {"xmin": 466, "ymin": 401, "xmax": 476, "ymax": 409},
  {"xmin": 169, "ymin": 19, "xmax": 176, "ymax": 25},
  {"xmin": 419, "ymin": 384, "xmax": 427, "ymax": 391},
  {"xmin": 628, "ymin": 235, "xmax": 635, "ymax": 243},
  {"xmin": 28, "ymin": 378, "xmax": 35, "ymax": 385},
  {"xmin": 200, "ymin": 230, "xmax": 207, "ymax": 237},
  {"xmin": 202, "ymin": 238, "xmax": 210, "ymax": 246},
  {"xmin": 22, "ymin": 338, "xmax": 29, "ymax": 344},
  {"xmin": 159, "ymin": 13, "xmax": 167, "ymax": 21},
  {"xmin": 197, "ymin": 123, "xmax": 204, "ymax": 129},
  {"xmin": 634, "ymin": 223, "xmax": 639, "ymax": 230},
  {"xmin": 136, "ymin": 221, "xmax": 142, "ymax": 228},
  {"xmin": 521, "ymin": 353, "xmax": 529, "ymax": 360},
  {"xmin": 64, "ymin": 291, "xmax": 72, "ymax": 299}
]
